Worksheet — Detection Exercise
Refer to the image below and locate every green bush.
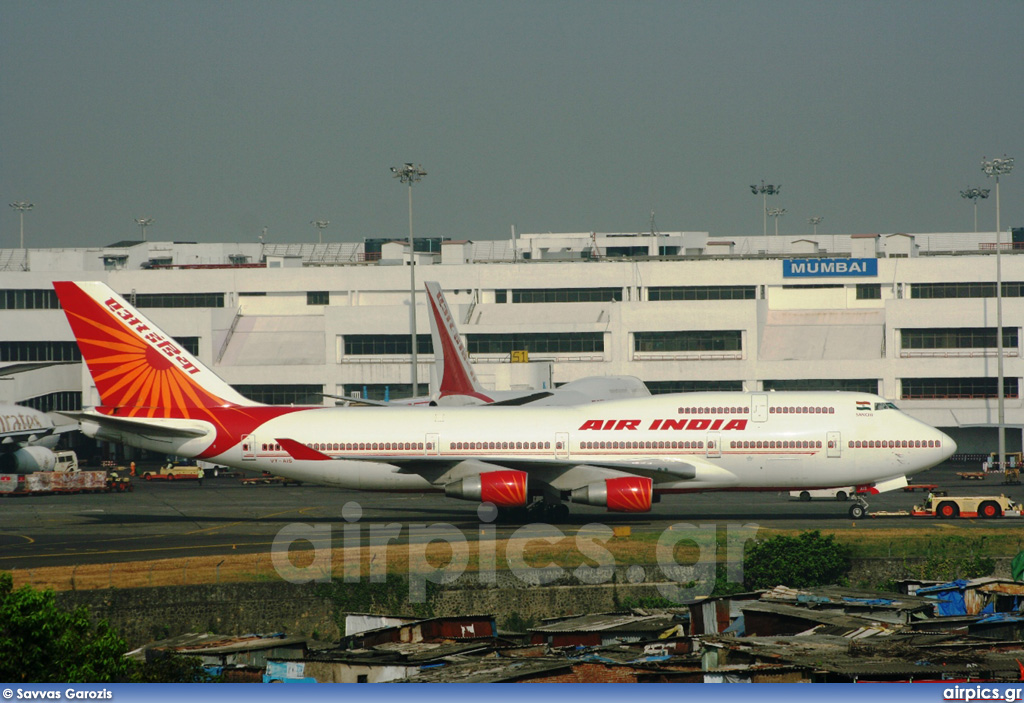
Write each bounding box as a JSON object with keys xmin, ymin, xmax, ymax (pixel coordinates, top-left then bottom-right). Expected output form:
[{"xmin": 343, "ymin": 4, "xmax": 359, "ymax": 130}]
[
  {"xmin": 743, "ymin": 531, "xmax": 852, "ymax": 590},
  {"xmin": 0, "ymin": 573, "xmax": 219, "ymax": 683},
  {"xmin": 0, "ymin": 572, "xmax": 133, "ymax": 683}
]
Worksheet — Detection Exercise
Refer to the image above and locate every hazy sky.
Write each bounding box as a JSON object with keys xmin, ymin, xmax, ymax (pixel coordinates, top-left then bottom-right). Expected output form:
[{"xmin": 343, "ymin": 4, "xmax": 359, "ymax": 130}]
[{"xmin": 2, "ymin": 1, "xmax": 1022, "ymax": 249}]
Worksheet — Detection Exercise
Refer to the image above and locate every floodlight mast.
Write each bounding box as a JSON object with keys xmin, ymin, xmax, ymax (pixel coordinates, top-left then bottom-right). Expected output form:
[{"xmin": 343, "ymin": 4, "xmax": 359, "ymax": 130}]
[
  {"xmin": 749, "ymin": 181, "xmax": 780, "ymax": 236},
  {"xmin": 808, "ymin": 216, "xmax": 823, "ymax": 235},
  {"xmin": 135, "ymin": 217, "xmax": 154, "ymax": 242},
  {"xmin": 311, "ymin": 220, "xmax": 330, "ymax": 244},
  {"xmin": 981, "ymin": 155, "xmax": 1014, "ymax": 475},
  {"xmin": 768, "ymin": 208, "xmax": 786, "ymax": 236},
  {"xmin": 10, "ymin": 201, "xmax": 33, "ymax": 249},
  {"xmin": 391, "ymin": 163, "xmax": 427, "ymax": 395},
  {"xmin": 959, "ymin": 188, "xmax": 990, "ymax": 233}
]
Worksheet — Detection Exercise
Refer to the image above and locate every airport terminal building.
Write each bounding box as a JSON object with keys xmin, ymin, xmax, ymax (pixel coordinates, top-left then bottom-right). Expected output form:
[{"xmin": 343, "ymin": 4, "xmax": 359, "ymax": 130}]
[{"xmin": 2, "ymin": 228, "xmax": 1023, "ymax": 456}]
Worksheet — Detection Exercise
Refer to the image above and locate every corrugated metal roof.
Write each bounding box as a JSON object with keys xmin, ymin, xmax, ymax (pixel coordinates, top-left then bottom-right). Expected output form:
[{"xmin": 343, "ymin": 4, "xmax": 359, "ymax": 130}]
[
  {"xmin": 742, "ymin": 601, "xmax": 900, "ymax": 632},
  {"xmin": 530, "ymin": 613, "xmax": 678, "ymax": 633}
]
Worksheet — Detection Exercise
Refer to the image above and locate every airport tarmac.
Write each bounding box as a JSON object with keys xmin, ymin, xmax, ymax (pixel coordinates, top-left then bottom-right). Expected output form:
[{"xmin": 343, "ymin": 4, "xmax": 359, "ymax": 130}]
[{"xmin": 0, "ymin": 462, "xmax": 1020, "ymax": 570}]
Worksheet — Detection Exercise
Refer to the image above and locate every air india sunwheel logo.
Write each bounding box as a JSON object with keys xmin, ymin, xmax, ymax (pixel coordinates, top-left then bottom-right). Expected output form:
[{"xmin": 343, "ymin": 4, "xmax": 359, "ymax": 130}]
[{"xmin": 63, "ymin": 295, "xmax": 227, "ymax": 419}]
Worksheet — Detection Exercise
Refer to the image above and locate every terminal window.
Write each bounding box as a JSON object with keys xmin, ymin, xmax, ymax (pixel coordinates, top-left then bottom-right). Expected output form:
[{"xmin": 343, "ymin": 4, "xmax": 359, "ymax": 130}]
[
  {"xmin": 634, "ymin": 331, "xmax": 742, "ymax": 352},
  {"xmin": 648, "ymin": 286, "xmax": 755, "ymax": 301},
  {"xmin": 341, "ymin": 384, "xmax": 430, "ymax": 401},
  {"xmin": 645, "ymin": 380, "xmax": 743, "ymax": 394},
  {"xmin": 232, "ymin": 384, "xmax": 324, "ymax": 405},
  {"xmin": 18, "ymin": 391, "xmax": 82, "ymax": 413},
  {"xmin": 175, "ymin": 337, "xmax": 200, "ymax": 355},
  {"xmin": 0, "ymin": 341, "xmax": 81, "ymax": 362},
  {"xmin": 343, "ymin": 335, "xmax": 433, "ymax": 356},
  {"xmin": 901, "ymin": 328, "xmax": 1017, "ymax": 349},
  {"xmin": 131, "ymin": 292, "xmax": 225, "ymax": 308},
  {"xmin": 467, "ymin": 333, "xmax": 603, "ymax": 355},
  {"xmin": 763, "ymin": 379, "xmax": 878, "ymax": 393},
  {"xmin": 855, "ymin": 284, "xmax": 881, "ymax": 299},
  {"xmin": 511, "ymin": 288, "xmax": 622, "ymax": 304},
  {"xmin": 0, "ymin": 289, "xmax": 60, "ymax": 309},
  {"xmin": 900, "ymin": 377, "xmax": 1019, "ymax": 399},
  {"xmin": 910, "ymin": 282, "xmax": 1024, "ymax": 299}
]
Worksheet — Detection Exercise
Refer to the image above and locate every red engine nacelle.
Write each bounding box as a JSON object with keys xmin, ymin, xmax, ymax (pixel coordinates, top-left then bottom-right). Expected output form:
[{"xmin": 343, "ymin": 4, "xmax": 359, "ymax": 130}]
[
  {"xmin": 570, "ymin": 476, "xmax": 653, "ymax": 513},
  {"xmin": 444, "ymin": 470, "xmax": 528, "ymax": 507}
]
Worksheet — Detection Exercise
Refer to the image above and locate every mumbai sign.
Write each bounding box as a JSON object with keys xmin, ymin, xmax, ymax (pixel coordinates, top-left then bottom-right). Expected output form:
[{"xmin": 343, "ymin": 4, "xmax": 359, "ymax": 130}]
[{"xmin": 783, "ymin": 258, "xmax": 878, "ymax": 278}]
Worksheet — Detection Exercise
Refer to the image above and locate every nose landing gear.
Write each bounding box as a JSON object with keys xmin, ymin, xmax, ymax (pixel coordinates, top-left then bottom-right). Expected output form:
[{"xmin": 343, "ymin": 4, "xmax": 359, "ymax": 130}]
[{"xmin": 848, "ymin": 496, "xmax": 869, "ymax": 519}]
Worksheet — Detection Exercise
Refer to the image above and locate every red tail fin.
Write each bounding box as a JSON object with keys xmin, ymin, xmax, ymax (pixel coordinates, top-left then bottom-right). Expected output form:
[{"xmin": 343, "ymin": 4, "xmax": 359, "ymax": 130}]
[
  {"xmin": 424, "ymin": 281, "xmax": 492, "ymax": 402},
  {"xmin": 54, "ymin": 281, "xmax": 256, "ymax": 417}
]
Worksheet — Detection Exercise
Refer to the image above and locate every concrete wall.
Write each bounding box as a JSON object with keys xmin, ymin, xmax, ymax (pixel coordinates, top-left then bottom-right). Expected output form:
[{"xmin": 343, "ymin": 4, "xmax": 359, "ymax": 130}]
[
  {"xmin": 57, "ymin": 556, "xmax": 1015, "ymax": 648},
  {"xmin": 58, "ymin": 581, "xmax": 342, "ymax": 648},
  {"xmin": 57, "ymin": 576, "xmax": 682, "ymax": 648}
]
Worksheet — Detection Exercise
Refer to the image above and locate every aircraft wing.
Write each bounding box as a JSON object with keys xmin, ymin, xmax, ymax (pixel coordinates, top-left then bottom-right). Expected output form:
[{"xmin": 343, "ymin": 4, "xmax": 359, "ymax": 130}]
[
  {"xmin": 274, "ymin": 437, "xmax": 698, "ymax": 483},
  {"xmin": 0, "ymin": 426, "xmax": 56, "ymax": 447},
  {"xmin": 488, "ymin": 392, "xmax": 555, "ymax": 406},
  {"xmin": 469, "ymin": 456, "xmax": 697, "ymax": 481},
  {"xmin": 70, "ymin": 411, "xmax": 210, "ymax": 439}
]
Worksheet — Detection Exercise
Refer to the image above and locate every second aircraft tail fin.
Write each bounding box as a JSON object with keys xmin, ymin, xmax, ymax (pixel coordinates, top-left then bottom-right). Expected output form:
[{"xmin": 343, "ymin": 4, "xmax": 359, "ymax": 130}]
[{"xmin": 424, "ymin": 281, "xmax": 493, "ymax": 403}]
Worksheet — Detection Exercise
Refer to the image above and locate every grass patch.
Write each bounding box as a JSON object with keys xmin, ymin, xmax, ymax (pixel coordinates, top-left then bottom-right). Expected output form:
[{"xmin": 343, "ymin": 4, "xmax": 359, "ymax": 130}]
[{"xmin": 6, "ymin": 525, "xmax": 1020, "ymax": 592}]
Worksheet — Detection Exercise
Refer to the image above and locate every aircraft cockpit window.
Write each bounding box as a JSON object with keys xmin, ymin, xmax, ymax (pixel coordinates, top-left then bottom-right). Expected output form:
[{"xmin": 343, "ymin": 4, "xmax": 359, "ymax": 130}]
[{"xmin": 874, "ymin": 402, "xmax": 899, "ymax": 411}]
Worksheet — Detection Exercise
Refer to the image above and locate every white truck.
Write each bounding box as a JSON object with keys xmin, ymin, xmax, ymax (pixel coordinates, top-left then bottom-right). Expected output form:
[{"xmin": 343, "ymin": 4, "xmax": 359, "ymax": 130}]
[{"xmin": 790, "ymin": 486, "xmax": 857, "ymax": 502}]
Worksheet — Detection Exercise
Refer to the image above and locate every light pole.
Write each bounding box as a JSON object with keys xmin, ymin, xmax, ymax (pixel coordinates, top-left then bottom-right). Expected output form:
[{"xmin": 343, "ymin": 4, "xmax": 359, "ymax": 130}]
[
  {"xmin": 9, "ymin": 201, "xmax": 33, "ymax": 248},
  {"xmin": 749, "ymin": 181, "xmax": 780, "ymax": 236},
  {"xmin": 768, "ymin": 208, "xmax": 786, "ymax": 236},
  {"xmin": 808, "ymin": 216, "xmax": 823, "ymax": 236},
  {"xmin": 311, "ymin": 220, "xmax": 329, "ymax": 244},
  {"xmin": 391, "ymin": 163, "xmax": 427, "ymax": 395},
  {"xmin": 135, "ymin": 217, "xmax": 154, "ymax": 241},
  {"xmin": 981, "ymin": 155, "xmax": 1014, "ymax": 474},
  {"xmin": 959, "ymin": 188, "xmax": 990, "ymax": 233}
]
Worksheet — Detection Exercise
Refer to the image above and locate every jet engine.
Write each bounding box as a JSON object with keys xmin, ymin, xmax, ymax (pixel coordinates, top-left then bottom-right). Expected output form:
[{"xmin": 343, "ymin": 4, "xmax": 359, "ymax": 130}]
[
  {"xmin": 570, "ymin": 476, "xmax": 653, "ymax": 513},
  {"xmin": 0, "ymin": 446, "xmax": 57, "ymax": 474},
  {"xmin": 444, "ymin": 470, "xmax": 528, "ymax": 507}
]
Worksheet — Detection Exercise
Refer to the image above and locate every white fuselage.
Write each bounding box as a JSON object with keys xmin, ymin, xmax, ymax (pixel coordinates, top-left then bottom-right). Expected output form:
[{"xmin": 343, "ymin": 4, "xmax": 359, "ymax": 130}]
[{"xmin": 85, "ymin": 392, "xmax": 956, "ymax": 496}]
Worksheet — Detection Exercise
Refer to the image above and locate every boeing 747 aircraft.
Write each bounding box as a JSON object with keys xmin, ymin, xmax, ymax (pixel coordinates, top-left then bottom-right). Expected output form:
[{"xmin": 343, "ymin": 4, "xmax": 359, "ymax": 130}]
[{"xmin": 54, "ymin": 281, "xmax": 955, "ymax": 520}]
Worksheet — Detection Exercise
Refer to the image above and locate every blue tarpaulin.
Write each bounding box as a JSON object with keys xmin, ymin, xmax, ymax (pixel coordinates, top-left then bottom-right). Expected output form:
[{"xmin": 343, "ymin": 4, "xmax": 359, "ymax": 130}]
[{"xmin": 917, "ymin": 580, "xmax": 969, "ymax": 617}]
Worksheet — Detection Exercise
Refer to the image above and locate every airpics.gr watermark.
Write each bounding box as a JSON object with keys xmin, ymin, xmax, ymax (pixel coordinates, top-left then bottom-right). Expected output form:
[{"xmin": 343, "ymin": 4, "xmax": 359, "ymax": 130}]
[{"xmin": 269, "ymin": 501, "xmax": 758, "ymax": 603}]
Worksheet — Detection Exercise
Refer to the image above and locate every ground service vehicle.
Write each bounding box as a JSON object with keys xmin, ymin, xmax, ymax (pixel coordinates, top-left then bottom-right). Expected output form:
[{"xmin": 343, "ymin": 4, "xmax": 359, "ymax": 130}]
[
  {"xmin": 911, "ymin": 492, "xmax": 1022, "ymax": 518},
  {"xmin": 791, "ymin": 486, "xmax": 856, "ymax": 501},
  {"xmin": 53, "ymin": 450, "xmax": 79, "ymax": 472},
  {"xmin": 0, "ymin": 469, "xmax": 131, "ymax": 495},
  {"xmin": 143, "ymin": 464, "xmax": 203, "ymax": 481}
]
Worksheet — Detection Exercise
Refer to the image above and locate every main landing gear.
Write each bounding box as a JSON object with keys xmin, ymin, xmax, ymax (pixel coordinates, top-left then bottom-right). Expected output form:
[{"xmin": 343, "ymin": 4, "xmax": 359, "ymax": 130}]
[
  {"xmin": 532, "ymin": 500, "xmax": 570, "ymax": 523},
  {"xmin": 848, "ymin": 496, "xmax": 869, "ymax": 519},
  {"xmin": 498, "ymin": 499, "xmax": 570, "ymax": 523}
]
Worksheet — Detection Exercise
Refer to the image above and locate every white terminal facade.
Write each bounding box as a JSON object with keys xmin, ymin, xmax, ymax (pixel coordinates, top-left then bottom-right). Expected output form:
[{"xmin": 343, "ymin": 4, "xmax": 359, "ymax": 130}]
[{"xmin": 2, "ymin": 228, "xmax": 1024, "ymax": 457}]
